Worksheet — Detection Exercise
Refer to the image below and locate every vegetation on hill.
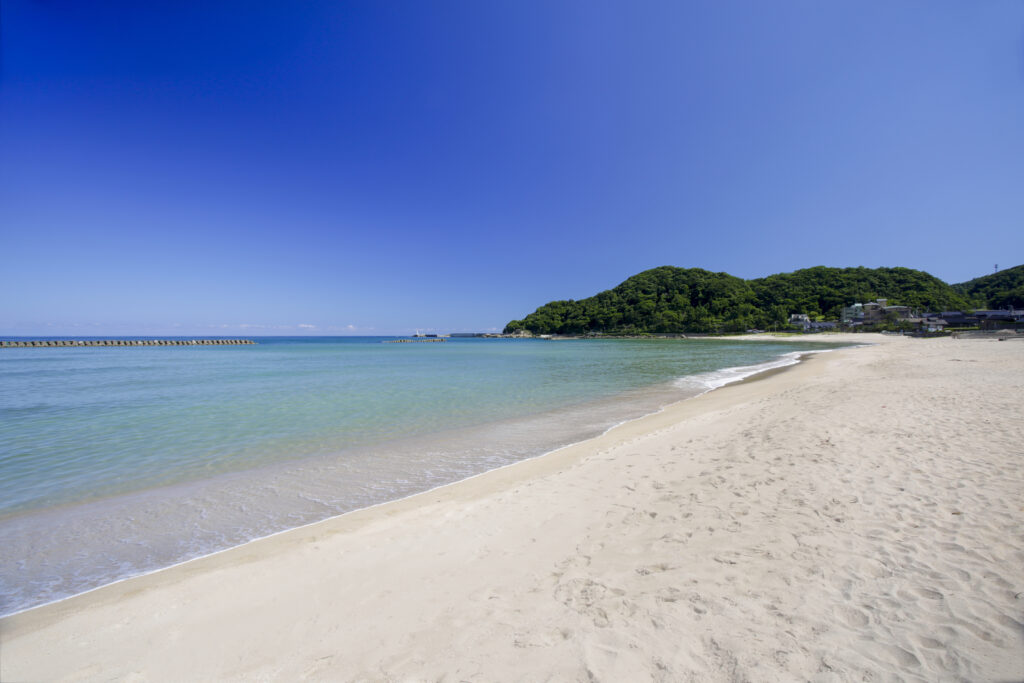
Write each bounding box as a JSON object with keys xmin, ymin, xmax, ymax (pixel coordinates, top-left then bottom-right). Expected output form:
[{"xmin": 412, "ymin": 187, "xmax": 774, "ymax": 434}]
[
  {"xmin": 505, "ymin": 268, "xmax": 759, "ymax": 335},
  {"xmin": 750, "ymin": 266, "xmax": 973, "ymax": 320},
  {"xmin": 952, "ymin": 265, "xmax": 1024, "ymax": 309},
  {"xmin": 504, "ymin": 265, "xmax": 984, "ymax": 335}
]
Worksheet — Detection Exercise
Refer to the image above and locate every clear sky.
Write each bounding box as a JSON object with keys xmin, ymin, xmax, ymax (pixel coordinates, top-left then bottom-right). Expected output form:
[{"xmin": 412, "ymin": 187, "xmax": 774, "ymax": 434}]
[{"xmin": 2, "ymin": 1, "xmax": 1022, "ymax": 336}]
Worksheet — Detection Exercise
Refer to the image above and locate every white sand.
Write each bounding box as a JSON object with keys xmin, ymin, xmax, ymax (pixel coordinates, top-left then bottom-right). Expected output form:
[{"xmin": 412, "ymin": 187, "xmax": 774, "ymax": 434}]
[{"xmin": 3, "ymin": 334, "xmax": 1023, "ymax": 681}]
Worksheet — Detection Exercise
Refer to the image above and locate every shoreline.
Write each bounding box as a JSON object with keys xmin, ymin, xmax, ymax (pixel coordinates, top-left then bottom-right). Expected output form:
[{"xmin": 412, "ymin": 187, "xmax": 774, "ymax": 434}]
[
  {"xmin": 4, "ymin": 333, "xmax": 1022, "ymax": 680},
  {"xmin": 0, "ymin": 339, "xmax": 840, "ymax": 622}
]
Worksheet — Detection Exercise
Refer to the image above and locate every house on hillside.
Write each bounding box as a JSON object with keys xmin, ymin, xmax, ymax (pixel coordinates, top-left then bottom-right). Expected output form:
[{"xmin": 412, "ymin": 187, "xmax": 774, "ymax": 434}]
[
  {"xmin": 883, "ymin": 304, "xmax": 913, "ymax": 318},
  {"xmin": 975, "ymin": 309, "xmax": 1024, "ymax": 330},
  {"xmin": 842, "ymin": 300, "xmax": 892, "ymax": 324},
  {"xmin": 841, "ymin": 299, "xmax": 918, "ymax": 328},
  {"xmin": 905, "ymin": 317, "xmax": 947, "ymax": 333},
  {"xmin": 861, "ymin": 300, "xmax": 886, "ymax": 323},
  {"xmin": 788, "ymin": 314, "xmax": 836, "ymax": 333},
  {"xmin": 935, "ymin": 311, "xmax": 978, "ymax": 328},
  {"xmin": 841, "ymin": 303, "xmax": 864, "ymax": 323}
]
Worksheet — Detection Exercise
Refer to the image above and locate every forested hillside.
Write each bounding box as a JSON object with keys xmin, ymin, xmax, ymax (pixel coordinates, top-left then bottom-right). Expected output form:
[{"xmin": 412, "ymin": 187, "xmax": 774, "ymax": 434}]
[
  {"xmin": 952, "ymin": 265, "xmax": 1024, "ymax": 309},
  {"xmin": 750, "ymin": 266, "xmax": 973, "ymax": 321},
  {"xmin": 504, "ymin": 265, "xmax": 986, "ymax": 335},
  {"xmin": 506, "ymin": 268, "xmax": 759, "ymax": 335}
]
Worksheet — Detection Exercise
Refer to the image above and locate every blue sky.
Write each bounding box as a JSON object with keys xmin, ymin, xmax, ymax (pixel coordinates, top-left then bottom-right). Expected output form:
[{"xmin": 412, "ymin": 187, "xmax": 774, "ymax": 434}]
[{"xmin": 2, "ymin": 1, "xmax": 1022, "ymax": 335}]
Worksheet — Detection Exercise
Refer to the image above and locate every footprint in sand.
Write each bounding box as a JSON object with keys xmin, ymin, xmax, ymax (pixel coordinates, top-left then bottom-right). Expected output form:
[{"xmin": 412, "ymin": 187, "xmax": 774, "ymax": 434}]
[
  {"xmin": 870, "ymin": 644, "xmax": 921, "ymax": 669},
  {"xmin": 554, "ymin": 578, "xmax": 611, "ymax": 627},
  {"xmin": 835, "ymin": 605, "xmax": 870, "ymax": 628},
  {"xmin": 916, "ymin": 636, "xmax": 945, "ymax": 649},
  {"xmin": 950, "ymin": 568, "xmax": 970, "ymax": 581}
]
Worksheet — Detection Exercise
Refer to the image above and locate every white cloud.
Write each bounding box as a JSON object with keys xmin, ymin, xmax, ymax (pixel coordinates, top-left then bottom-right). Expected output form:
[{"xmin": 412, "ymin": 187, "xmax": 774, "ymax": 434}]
[{"xmin": 298, "ymin": 324, "xmax": 317, "ymax": 329}]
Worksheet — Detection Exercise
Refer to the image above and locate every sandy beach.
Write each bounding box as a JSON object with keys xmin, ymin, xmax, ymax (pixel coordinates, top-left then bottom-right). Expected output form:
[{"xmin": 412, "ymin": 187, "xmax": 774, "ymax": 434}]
[{"xmin": 3, "ymin": 334, "xmax": 1022, "ymax": 681}]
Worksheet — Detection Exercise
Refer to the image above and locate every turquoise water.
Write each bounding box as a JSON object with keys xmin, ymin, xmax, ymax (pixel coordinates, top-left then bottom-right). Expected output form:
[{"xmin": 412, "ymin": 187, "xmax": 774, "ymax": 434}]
[{"xmin": 0, "ymin": 336, "xmax": 844, "ymax": 615}]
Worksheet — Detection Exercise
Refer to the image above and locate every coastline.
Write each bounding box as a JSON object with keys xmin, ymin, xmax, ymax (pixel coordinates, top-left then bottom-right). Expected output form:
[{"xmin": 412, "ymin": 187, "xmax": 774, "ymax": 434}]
[
  {"xmin": 4, "ymin": 333, "xmax": 1022, "ymax": 680},
  {"xmin": 0, "ymin": 337, "xmax": 843, "ymax": 619},
  {"xmin": 1, "ymin": 341, "xmax": 830, "ymax": 622}
]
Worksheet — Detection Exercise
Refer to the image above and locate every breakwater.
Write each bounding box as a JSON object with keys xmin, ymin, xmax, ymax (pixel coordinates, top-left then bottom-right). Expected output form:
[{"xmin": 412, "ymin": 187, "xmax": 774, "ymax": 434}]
[
  {"xmin": 382, "ymin": 338, "xmax": 448, "ymax": 343},
  {"xmin": 1, "ymin": 339, "xmax": 256, "ymax": 348}
]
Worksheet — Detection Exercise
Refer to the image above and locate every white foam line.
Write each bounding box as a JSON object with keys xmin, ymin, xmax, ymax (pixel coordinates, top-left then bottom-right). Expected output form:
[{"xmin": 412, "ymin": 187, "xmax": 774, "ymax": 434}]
[
  {"xmin": 1, "ymin": 342, "xmax": 859, "ymax": 620},
  {"xmin": 677, "ymin": 346, "xmax": 848, "ymax": 395}
]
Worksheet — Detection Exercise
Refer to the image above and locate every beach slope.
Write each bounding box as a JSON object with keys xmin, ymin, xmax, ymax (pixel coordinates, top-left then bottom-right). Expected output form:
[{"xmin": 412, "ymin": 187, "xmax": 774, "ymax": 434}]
[{"xmin": 3, "ymin": 335, "xmax": 1023, "ymax": 680}]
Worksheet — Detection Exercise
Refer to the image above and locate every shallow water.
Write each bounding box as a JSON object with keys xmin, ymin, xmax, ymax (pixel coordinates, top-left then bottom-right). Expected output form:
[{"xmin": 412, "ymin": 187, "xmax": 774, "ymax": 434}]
[{"xmin": 0, "ymin": 336, "xmax": 843, "ymax": 615}]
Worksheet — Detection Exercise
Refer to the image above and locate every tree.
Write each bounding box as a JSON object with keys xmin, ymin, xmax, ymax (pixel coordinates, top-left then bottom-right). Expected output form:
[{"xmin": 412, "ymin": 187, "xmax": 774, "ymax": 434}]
[{"xmin": 505, "ymin": 264, "xmax": 1002, "ymax": 335}]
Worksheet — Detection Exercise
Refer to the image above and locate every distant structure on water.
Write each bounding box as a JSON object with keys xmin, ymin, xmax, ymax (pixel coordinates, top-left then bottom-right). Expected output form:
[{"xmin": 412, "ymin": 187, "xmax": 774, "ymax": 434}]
[{"xmin": 1, "ymin": 339, "xmax": 256, "ymax": 348}]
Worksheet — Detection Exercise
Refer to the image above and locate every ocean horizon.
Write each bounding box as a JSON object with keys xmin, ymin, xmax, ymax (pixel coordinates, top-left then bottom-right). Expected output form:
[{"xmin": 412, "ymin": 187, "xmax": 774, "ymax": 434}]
[{"xmin": 0, "ymin": 336, "xmax": 847, "ymax": 616}]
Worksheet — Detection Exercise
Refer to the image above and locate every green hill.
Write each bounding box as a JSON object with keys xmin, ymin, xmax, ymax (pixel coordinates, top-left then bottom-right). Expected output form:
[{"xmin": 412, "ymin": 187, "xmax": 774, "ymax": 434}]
[
  {"xmin": 750, "ymin": 266, "xmax": 973, "ymax": 320},
  {"xmin": 504, "ymin": 265, "xmax": 981, "ymax": 335},
  {"xmin": 952, "ymin": 265, "xmax": 1024, "ymax": 309}
]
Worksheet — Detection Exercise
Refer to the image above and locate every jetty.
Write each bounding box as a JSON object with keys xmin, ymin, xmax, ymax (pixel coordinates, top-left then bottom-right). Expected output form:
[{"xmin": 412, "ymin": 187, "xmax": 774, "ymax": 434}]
[
  {"xmin": 382, "ymin": 338, "xmax": 447, "ymax": 343},
  {"xmin": 1, "ymin": 339, "xmax": 256, "ymax": 348}
]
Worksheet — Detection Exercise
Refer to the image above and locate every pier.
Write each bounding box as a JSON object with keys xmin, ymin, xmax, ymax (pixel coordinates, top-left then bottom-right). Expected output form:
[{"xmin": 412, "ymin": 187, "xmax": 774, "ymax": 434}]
[
  {"xmin": 382, "ymin": 338, "xmax": 448, "ymax": 343},
  {"xmin": 1, "ymin": 339, "xmax": 256, "ymax": 348}
]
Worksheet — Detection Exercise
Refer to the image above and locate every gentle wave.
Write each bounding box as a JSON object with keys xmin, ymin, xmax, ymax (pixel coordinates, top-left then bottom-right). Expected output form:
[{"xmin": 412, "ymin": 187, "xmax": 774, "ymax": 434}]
[{"xmin": 676, "ymin": 347, "xmax": 838, "ymax": 392}]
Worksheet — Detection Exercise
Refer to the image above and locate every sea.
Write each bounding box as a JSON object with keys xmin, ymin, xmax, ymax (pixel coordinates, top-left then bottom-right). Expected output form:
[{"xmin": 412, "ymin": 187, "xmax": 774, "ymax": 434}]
[{"xmin": 0, "ymin": 335, "xmax": 847, "ymax": 616}]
